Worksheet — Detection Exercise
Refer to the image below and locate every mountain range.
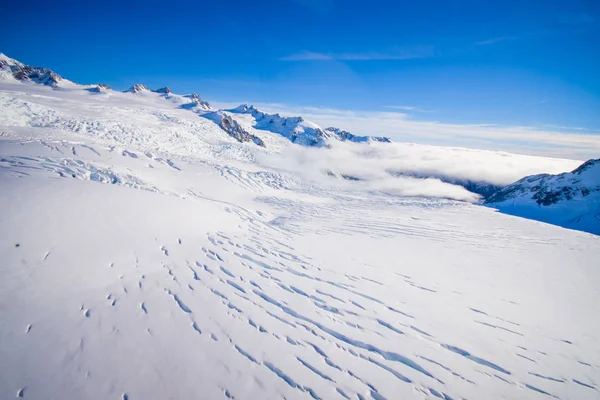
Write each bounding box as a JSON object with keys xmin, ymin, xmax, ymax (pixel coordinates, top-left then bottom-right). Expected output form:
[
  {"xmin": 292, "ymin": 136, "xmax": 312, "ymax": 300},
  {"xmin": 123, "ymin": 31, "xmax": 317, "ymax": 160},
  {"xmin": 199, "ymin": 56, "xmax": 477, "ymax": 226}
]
[
  {"xmin": 1, "ymin": 52, "xmax": 598, "ymax": 234},
  {"xmin": 1, "ymin": 52, "xmax": 599, "ymax": 400}
]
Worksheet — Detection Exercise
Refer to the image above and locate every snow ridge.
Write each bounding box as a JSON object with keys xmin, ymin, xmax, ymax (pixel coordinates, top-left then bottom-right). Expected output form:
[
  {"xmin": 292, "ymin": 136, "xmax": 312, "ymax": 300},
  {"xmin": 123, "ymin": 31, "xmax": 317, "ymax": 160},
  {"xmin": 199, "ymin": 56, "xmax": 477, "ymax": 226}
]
[
  {"xmin": 229, "ymin": 104, "xmax": 393, "ymax": 146},
  {"xmin": 325, "ymin": 126, "xmax": 392, "ymax": 143},
  {"xmin": 0, "ymin": 52, "xmax": 65, "ymax": 87},
  {"xmin": 203, "ymin": 111, "xmax": 265, "ymax": 147},
  {"xmin": 229, "ymin": 104, "xmax": 332, "ymax": 146},
  {"xmin": 486, "ymin": 158, "xmax": 600, "ymax": 234}
]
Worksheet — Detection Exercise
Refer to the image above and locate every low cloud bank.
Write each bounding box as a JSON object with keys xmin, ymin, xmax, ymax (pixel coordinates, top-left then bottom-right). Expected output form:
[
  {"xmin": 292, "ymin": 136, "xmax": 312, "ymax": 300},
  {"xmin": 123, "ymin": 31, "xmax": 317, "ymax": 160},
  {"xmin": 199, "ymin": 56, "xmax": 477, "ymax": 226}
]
[{"xmin": 256, "ymin": 140, "xmax": 581, "ymax": 202}]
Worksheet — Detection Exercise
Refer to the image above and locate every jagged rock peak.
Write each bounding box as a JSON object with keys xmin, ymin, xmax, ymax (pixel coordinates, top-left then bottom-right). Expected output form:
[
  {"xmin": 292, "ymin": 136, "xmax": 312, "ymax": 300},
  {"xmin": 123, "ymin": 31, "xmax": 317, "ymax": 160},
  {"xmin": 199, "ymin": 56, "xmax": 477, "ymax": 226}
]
[
  {"xmin": 486, "ymin": 158, "xmax": 600, "ymax": 206},
  {"xmin": 201, "ymin": 111, "xmax": 265, "ymax": 147},
  {"xmin": 572, "ymin": 158, "xmax": 600, "ymax": 175},
  {"xmin": 0, "ymin": 53, "xmax": 63, "ymax": 87},
  {"xmin": 0, "ymin": 53, "xmax": 22, "ymax": 66},
  {"xmin": 325, "ymin": 127, "xmax": 392, "ymax": 143},
  {"xmin": 231, "ymin": 104, "xmax": 261, "ymax": 114},
  {"xmin": 187, "ymin": 93, "xmax": 206, "ymax": 103},
  {"xmin": 125, "ymin": 84, "xmax": 150, "ymax": 93},
  {"xmin": 180, "ymin": 93, "xmax": 211, "ymax": 110},
  {"xmin": 87, "ymin": 84, "xmax": 111, "ymax": 93},
  {"xmin": 154, "ymin": 87, "xmax": 172, "ymax": 94}
]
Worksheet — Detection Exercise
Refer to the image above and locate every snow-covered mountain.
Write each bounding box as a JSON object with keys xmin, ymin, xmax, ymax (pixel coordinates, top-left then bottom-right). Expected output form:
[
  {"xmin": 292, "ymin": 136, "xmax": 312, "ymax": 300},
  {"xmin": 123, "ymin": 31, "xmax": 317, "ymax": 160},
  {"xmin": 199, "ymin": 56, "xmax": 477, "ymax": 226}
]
[
  {"xmin": 1, "ymin": 54, "xmax": 599, "ymax": 400},
  {"xmin": 125, "ymin": 83, "xmax": 151, "ymax": 93},
  {"xmin": 228, "ymin": 104, "xmax": 332, "ymax": 146},
  {"xmin": 0, "ymin": 53, "xmax": 68, "ymax": 87},
  {"xmin": 325, "ymin": 126, "xmax": 392, "ymax": 143},
  {"xmin": 229, "ymin": 104, "xmax": 392, "ymax": 146},
  {"xmin": 486, "ymin": 159, "xmax": 600, "ymax": 235},
  {"xmin": 202, "ymin": 110, "xmax": 266, "ymax": 147}
]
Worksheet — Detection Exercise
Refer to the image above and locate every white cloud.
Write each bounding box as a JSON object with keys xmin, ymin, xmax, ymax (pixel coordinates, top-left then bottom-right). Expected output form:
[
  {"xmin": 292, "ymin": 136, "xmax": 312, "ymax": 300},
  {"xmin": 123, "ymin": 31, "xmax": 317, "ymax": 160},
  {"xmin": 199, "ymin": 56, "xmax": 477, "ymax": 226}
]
[
  {"xmin": 280, "ymin": 46, "xmax": 435, "ymax": 61},
  {"xmin": 385, "ymin": 105, "xmax": 418, "ymax": 111},
  {"xmin": 384, "ymin": 105, "xmax": 434, "ymax": 113},
  {"xmin": 255, "ymin": 139, "xmax": 581, "ymax": 203}
]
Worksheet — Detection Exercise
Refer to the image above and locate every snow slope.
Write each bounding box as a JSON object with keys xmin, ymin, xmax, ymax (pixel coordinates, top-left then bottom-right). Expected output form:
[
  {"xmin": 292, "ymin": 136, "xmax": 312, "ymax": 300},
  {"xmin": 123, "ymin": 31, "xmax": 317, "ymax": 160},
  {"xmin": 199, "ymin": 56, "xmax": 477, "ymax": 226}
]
[
  {"xmin": 1, "ymin": 57, "xmax": 599, "ymax": 400},
  {"xmin": 486, "ymin": 159, "xmax": 600, "ymax": 235}
]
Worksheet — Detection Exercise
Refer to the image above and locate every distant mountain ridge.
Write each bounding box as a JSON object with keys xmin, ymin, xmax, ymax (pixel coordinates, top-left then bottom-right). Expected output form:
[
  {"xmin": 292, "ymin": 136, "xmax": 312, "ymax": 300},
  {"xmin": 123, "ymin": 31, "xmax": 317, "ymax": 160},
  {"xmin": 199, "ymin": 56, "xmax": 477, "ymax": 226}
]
[
  {"xmin": 228, "ymin": 104, "xmax": 392, "ymax": 146},
  {"xmin": 486, "ymin": 159, "xmax": 600, "ymax": 235},
  {"xmin": 1, "ymin": 52, "xmax": 598, "ymax": 234},
  {"xmin": 0, "ymin": 53, "xmax": 392, "ymax": 148},
  {"xmin": 0, "ymin": 53, "xmax": 66, "ymax": 87}
]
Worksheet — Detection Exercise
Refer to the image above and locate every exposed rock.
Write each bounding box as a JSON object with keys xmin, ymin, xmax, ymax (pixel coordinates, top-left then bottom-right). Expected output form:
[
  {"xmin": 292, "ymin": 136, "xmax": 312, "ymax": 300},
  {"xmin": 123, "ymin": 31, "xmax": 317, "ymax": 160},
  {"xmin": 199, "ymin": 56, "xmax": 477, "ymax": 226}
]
[
  {"xmin": 229, "ymin": 104, "xmax": 330, "ymax": 146},
  {"xmin": 154, "ymin": 87, "xmax": 172, "ymax": 94},
  {"xmin": 325, "ymin": 127, "xmax": 392, "ymax": 143},
  {"xmin": 181, "ymin": 93, "xmax": 211, "ymax": 110},
  {"xmin": 0, "ymin": 53, "xmax": 63, "ymax": 87},
  {"xmin": 125, "ymin": 84, "xmax": 150, "ymax": 93}
]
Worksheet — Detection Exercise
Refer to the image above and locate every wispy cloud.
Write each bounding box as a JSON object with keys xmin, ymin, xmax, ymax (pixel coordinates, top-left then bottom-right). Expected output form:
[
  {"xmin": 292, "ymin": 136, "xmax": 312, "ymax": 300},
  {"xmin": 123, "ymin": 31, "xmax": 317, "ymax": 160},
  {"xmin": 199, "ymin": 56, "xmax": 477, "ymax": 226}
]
[
  {"xmin": 385, "ymin": 105, "xmax": 418, "ymax": 111},
  {"xmin": 474, "ymin": 35, "xmax": 519, "ymax": 46},
  {"xmin": 384, "ymin": 105, "xmax": 433, "ymax": 112},
  {"xmin": 280, "ymin": 46, "xmax": 435, "ymax": 61}
]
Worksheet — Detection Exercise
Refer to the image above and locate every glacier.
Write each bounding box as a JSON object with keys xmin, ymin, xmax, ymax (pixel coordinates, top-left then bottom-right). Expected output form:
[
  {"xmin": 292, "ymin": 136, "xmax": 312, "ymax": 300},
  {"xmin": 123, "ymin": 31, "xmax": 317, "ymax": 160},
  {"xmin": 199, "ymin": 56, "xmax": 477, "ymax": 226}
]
[{"xmin": 0, "ymin": 54, "xmax": 599, "ymax": 400}]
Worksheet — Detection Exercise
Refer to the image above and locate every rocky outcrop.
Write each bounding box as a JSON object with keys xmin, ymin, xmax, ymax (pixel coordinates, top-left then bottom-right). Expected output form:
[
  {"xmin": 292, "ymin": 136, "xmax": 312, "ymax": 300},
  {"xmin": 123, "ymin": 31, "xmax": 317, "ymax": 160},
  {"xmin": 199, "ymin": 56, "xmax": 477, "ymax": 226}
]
[
  {"xmin": 181, "ymin": 93, "xmax": 211, "ymax": 110},
  {"xmin": 201, "ymin": 111, "xmax": 265, "ymax": 147},
  {"xmin": 154, "ymin": 87, "xmax": 172, "ymax": 94},
  {"xmin": 325, "ymin": 127, "xmax": 392, "ymax": 143},
  {"xmin": 125, "ymin": 84, "xmax": 150, "ymax": 93},
  {"xmin": 0, "ymin": 53, "xmax": 63, "ymax": 87},
  {"xmin": 229, "ymin": 104, "xmax": 330, "ymax": 146}
]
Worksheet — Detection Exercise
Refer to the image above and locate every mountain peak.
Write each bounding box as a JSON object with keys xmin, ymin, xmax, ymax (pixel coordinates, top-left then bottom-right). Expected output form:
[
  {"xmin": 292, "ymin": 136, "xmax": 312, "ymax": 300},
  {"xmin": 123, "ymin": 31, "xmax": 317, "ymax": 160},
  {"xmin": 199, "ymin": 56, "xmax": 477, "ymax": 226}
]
[
  {"xmin": 485, "ymin": 158, "xmax": 600, "ymax": 234},
  {"xmin": 154, "ymin": 87, "xmax": 172, "ymax": 94},
  {"xmin": 0, "ymin": 53, "xmax": 22, "ymax": 66},
  {"xmin": 0, "ymin": 54, "xmax": 63, "ymax": 87},
  {"xmin": 180, "ymin": 93, "xmax": 211, "ymax": 111},
  {"xmin": 572, "ymin": 158, "xmax": 600, "ymax": 175},
  {"xmin": 325, "ymin": 127, "xmax": 392, "ymax": 143},
  {"xmin": 125, "ymin": 84, "xmax": 150, "ymax": 93},
  {"xmin": 230, "ymin": 104, "xmax": 261, "ymax": 114}
]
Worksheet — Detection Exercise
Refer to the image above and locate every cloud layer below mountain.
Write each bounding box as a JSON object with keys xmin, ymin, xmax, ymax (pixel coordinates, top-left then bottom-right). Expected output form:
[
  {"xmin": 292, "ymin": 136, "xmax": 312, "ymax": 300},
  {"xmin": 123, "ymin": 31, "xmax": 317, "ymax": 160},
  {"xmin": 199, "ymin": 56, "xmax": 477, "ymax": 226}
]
[{"xmin": 256, "ymin": 139, "xmax": 581, "ymax": 203}]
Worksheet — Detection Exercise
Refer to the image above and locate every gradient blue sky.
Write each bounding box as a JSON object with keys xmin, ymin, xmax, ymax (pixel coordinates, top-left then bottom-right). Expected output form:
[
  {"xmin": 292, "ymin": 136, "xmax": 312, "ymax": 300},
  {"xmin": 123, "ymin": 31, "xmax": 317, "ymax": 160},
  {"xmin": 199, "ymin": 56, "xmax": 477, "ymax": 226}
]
[{"xmin": 1, "ymin": 0, "xmax": 599, "ymax": 157}]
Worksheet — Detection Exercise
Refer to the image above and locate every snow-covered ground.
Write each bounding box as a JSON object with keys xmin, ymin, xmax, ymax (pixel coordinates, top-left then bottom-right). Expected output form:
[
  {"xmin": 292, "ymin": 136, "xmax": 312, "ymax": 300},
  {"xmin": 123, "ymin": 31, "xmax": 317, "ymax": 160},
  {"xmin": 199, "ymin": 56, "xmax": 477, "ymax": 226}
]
[{"xmin": 1, "ymin": 75, "xmax": 599, "ymax": 400}]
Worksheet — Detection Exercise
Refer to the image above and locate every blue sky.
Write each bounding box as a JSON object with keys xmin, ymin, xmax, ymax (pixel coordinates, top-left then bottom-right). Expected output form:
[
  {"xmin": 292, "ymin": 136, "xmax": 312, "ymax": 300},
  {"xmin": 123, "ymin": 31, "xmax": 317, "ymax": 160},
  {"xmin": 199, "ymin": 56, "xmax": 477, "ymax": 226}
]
[{"xmin": 2, "ymin": 0, "xmax": 599, "ymax": 158}]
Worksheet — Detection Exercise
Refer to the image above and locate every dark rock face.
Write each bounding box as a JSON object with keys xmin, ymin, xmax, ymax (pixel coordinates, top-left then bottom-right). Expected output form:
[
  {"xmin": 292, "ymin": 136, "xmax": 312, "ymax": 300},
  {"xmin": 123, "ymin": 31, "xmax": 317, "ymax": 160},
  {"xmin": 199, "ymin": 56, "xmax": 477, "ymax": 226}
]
[
  {"xmin": 154, "ymin": 87, "xmax": 172, "ymax": 94},
  {"xmin": 230, "ymin": 105, "xmax": 394, "ymax": 146},
  {"xmin": 125, "ymin": 84, "xmax": 150, "ymax": 93},
  {"xmin": 485, "ymin": 158, "xmax": 600, "ymax": 206},
  {"xmin": 218, "ymin": 115, "xmax": 265, "ymax": 147},
  {"xmin": 325, "ymin": 127, "xmax": 392, "ymax": 143},
  {"xmin": 572, "ymin": 159, "xmax": 600, "ymax": 175},
  {"xmin": 87, "ymin": 84, "xmax": 112, "ymax": 93},
  {"xmin": 181, "ymin": 93, "xmax": 211, "ymax": 110},
  {"xmin": 229, "ymin": 104, "xmax": 330, "ymax": 146},
  {"xmin": 1, "ymin": 58, "xmax": 63, "ymax": 87}
]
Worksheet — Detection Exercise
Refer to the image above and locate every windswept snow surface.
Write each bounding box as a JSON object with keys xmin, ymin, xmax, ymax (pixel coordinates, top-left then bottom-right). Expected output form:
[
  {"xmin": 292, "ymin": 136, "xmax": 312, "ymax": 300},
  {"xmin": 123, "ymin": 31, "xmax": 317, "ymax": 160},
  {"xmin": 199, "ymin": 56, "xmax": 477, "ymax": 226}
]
[{"xmin": 1, "ymin": 79, "xmax": 599, "ymax": 400}]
